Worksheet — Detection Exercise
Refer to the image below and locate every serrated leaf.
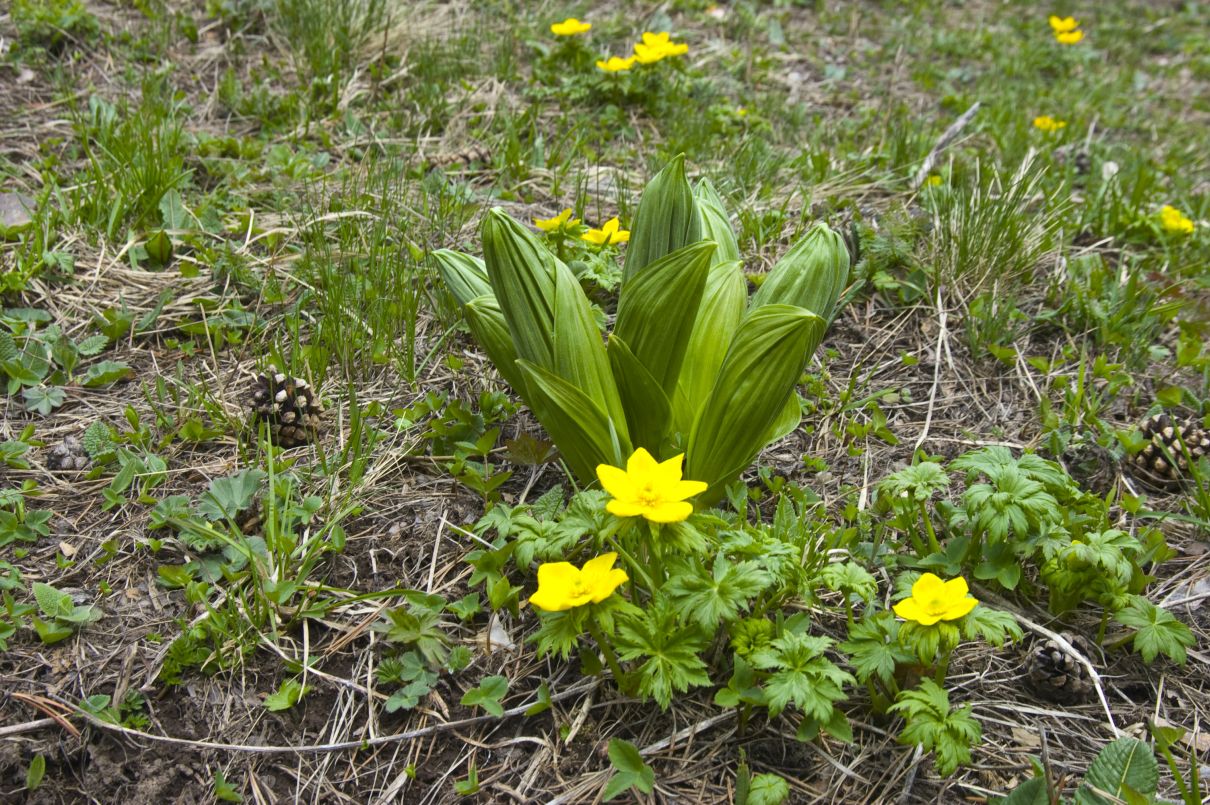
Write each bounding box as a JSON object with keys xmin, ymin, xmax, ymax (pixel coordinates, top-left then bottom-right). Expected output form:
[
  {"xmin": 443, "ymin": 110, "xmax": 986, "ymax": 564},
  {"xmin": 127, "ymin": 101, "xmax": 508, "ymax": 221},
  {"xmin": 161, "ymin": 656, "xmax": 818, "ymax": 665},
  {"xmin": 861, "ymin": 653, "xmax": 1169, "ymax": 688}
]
[
  {"xmin": 76, "ymin": 335, "xmax": 109, "ymax": 357},
  {"xmin": 22, "ymin": 385, "xmax": 65, "ymax": 415},
  {"xmin": 82, "ymin": 420, "xmax": 114, "ymax": 460},
  {"xmin": 197, "ymin": 469, "xmax": 265, "ymax": 522},
  {"xmin": 1114, "ymin": 598, "xmax": 1194, "ymax": 664},
  {"xmin": 1000, "ymin": 777, "xmax": 1049, "ymax": 805},
  {"xmin": 33, "ymin": 582, "xmax": 75, "ymax": 620},
  {"xmin": 1075, "ymin": 737, "xmax": 1157, "ymax": 805}
]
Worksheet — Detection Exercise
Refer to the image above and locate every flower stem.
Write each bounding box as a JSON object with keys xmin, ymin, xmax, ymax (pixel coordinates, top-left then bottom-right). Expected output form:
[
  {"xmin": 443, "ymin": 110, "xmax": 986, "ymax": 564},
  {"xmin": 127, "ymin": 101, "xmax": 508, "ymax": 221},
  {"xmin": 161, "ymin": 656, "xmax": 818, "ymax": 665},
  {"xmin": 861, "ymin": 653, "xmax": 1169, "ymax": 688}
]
[
  {"xmin": 606, "ymin": 535, "xmax": 656, "ymax": 592},
  {"xmin": 587, "ymin": 619, "xmax": 632, "ymax": 696},
  {"xmin": 919, "ymin": 501, "xmax": 941, "ymax": 555},
  {"xmin": 933, "ymin": 648, "xmax": 953, "ymax": 685}
]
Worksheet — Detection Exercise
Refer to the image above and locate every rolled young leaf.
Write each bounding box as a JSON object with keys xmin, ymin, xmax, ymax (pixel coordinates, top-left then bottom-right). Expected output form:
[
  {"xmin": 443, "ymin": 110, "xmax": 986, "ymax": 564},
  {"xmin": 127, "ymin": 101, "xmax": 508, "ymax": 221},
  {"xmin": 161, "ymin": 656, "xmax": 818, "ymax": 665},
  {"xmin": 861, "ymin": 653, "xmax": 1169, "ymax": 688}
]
[
  {"xmin": 613, "ymin": 240, "xmax": 715, "ymax": 399},
  {"xmin": 607, "ymin": 334, "xmax": 673, "ymax": 455},
  {"xmin": 622, "ymin": 154, "xmax": 703, "ymax": 283},
  {"xmin": 749, "ymin": 221, "xmax": 850, "ymax": 323},
  {"xmin": 482, "ymin": 207, "xmax": 627, "ymax": 439},
  {"xmin": 686, "ymin": 305, "xmax": 825, "ymax": 501},
  {"xmin": 464, "ymin": 296, "xmax": 526, "ymax": 394},
  {"xmin": 433, "ymin": 249, "xmax": 491, "ymax": 307},
  {"xmin": 670, "ymin": 258, "xmax": 746, "ymax": 436},
  {"xmin": 694, "ymin": 179, "xmax": 740, "ymax": 265},
  {"xmin": 517, "ymin": 359, "xmax": 630, "ymax": 482}
]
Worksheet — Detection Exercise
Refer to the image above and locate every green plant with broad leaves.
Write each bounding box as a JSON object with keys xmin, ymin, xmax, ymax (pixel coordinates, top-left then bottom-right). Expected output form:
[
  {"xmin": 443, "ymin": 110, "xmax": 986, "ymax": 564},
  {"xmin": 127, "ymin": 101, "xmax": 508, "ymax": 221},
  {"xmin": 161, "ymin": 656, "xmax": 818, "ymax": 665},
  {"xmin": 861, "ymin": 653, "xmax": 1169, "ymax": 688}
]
[
  {"xmin": 435, "ymin": 154, "xmax": 848, "ymax": 502},
  {"xmin": 997, "ymin": 736, "xmax": 1167, "ymax": 805}
]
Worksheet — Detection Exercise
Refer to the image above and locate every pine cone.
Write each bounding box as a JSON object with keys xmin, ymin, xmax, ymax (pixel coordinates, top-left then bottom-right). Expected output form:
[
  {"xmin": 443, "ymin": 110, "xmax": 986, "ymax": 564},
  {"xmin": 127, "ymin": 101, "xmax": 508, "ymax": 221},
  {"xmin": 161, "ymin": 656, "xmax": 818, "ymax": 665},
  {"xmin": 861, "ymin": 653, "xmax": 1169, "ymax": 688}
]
[
  {"xmin": 1129, "ymin": 414, "xmax": 1210, "ymax": 490},
  {"xmin": 1024, "ymin": 633, "xmax": 1094, "ymax": 704},
  {"xmin": 46, "ymin": 436, "xmax": 90, "ymax": 471},
  {"xmin": 250, "ymin": 366, "xmax": 324, "ymax": 447}
]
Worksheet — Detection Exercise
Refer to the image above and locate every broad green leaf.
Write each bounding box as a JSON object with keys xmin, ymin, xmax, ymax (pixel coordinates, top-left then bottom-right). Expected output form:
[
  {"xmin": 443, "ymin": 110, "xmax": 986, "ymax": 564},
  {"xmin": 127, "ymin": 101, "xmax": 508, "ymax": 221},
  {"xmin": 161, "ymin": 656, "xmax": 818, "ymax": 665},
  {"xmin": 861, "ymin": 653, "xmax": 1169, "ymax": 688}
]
[
  {"xmin": 464, "ymin": 296, "xmax": 526, "ymax": 393},
  {"xmin": 686, "ymin": 305, "xmax": 825, "ymax": 500},
  {"xmin": 264, "ymin": 678, "xmax": 309, "ymax": 711},
  {"xmin": 603, "ymin": 739, "xmax": 655, "ymax": 801},
  {"xmin": 694, "ymin": 178, "xmax": 740, "ymax": 264},
  {"xmin": 607, "ymin": 334, "xmax": 672, "ymax": 454},
  {"xmin": 433, "ymin": 249, "xmax": 491, "ymax": 307},
  {"xmin": 517, "ymin": 360, "xmax": 628, "ymax": 481},
  {"xmin": 750, "ymin": 221, "xmax": 849, "ymax": 323},
  {"xmin": 549, "ymin": 251, "xmax": 627, "ymax": 430},
  {"xmin": 614, "ymin": 240, "xmax": 714, "ymax": 397},
  {"xmin": 26, "ymin": 753, "xmax": 46, "ymax": 791},
  {"xmin": 763, "ymin": 394, "xmax": 802, "ymax": 445},
  {"xmin": 622, "ymin": 154, "xmax": 702, "ymax": 282},
  {"xmin": 1075, "ymin": 737, "xmax": 1157, "ymax": 805},
  {"xmin": 81, "ymin": 360, "xmax": 133, "ymax": 387},
  {"xmin": 482, "ymin": 207, "xmax": 560, "ymax": 368},
  {"xmin": 33, "ymin": 582, "xmax": 75, "ymax": 620},
  {"xmin": 1000, "ymin": 778, "xmax": 1049, "ymax": 805},
  {"xmin": 672, "ymin": 258, "xmax": 747, "ymax": 435},
  {"xmin": 460, "ymin": 675, "xmax": 508, "ymax": 716}
]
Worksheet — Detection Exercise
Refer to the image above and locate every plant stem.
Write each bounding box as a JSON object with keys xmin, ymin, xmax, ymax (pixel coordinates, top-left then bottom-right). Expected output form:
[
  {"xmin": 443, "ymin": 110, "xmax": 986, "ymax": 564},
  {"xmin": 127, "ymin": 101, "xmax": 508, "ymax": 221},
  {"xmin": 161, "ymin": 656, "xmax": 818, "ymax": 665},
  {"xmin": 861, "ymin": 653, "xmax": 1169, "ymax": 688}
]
[
  {"xmin": 1096, "ymin": 608, "xmax": 1110, "ymax": 645},
  {"xmin": 606, "ymin": 535, "xmax": 655, "ymax": 591},
  {"xmin": 587, "ymin": 619, "xmax": 632, "ymax": 696},
  {"xmin": 919, "ymin": 500, "xmax": 941, "ymax": 554},
  {"xmin": 933, "ymin": 648, "xmax": 953, "ymax": 685}
]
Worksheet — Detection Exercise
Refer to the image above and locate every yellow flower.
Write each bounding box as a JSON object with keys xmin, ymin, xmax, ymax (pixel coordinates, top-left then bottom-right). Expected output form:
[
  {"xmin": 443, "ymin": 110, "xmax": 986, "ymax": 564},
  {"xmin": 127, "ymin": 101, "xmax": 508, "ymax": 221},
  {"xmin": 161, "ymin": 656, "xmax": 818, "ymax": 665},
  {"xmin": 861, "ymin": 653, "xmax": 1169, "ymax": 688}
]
[
  {"xmin": 596, "ymin": 448, "xmax": 707, "ymax": 523},
  {"xmin": 581, "ymin": 217, "xmax": 630, "ymax": 245},
  {"xmin": 529, "ymin": 553, "xmax": 629, "ymax": 612},
  {"xmin": 596, "ymin": 55, "xmax": 637, "ymax": 72},
  {"xmin": 1032, "ymin": 115, "xmax": 1067, "ymax": 132},
  {"xmin": 633, "ymin": 31, "xmax": 689, "ymax": 64},
  {"xmin": 1048, "ymin": 15, "xmax": 1079, "ymax": 33},
  {"xmin": 926, "ymin": 174, "xmax": 943, "ymax": 187},
  {"xmin": 551, "ymin": 18, "xmax": 591, "ymax": 36},
  {"xmin": 892, "ymin": 573, "xmax": 978, "ymax": 626},
  {"xmin": 1054, "ymin": 29, "xmax": 1084, "ymax": 44},
  {"xmin": 534, "ymin": 208, "xmax": 580, "ymax": 232},
  {"xmin": 1159, "ymin": 205, "xmax": 1195, "ymax": 235}
]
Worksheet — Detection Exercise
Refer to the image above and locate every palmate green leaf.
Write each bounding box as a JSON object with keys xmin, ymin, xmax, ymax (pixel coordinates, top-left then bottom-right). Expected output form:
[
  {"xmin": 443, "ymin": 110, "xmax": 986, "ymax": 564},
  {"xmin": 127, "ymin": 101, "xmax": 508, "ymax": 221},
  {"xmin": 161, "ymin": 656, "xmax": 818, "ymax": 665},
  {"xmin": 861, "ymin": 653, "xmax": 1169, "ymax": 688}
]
[
  {"xmin": 1113, "ymin": 597, "xmax": 1194, "ymax": 664},
  {"xmin": 686, "ymin": 305, "xmax": 825, "ymax": 500},
  {"xmin": 614, "ymin": 240, "xmax": 715, "ymax": 399},
  {"xmin": 1074, "ymin": 737, "xmax": 1158, "ymax": 805},
  {"xmin": 839, "ymin": 612, "xmax": 913, "ymax": 684},
  {"xmin": 622, "ymin": 154, "xmax": 702, "ymax": 283},
  {"xmin": 197, "ymin": 469, "xmax": 265, "ymax": 522},
  {"xmin": 889, "ymin": 680, "xmax": 981, "ymax": 777},
  {"xmin": 607, "ymin": 335, "xmax": 672, "ymax": 454},
  {"xmin": 760, "ymin": 632, "xmax": 853, "ymax": 719},
  {"xmin": 616, "ymin": 603, "xmax": 712, "ymax": 709},
  {"xmin": 664, "ymin": 556, "xmax": 773, "ymax": 630},
  {"xmin": 264, "ymin": 678, "xmax": 309, "ymax": 712},
  {"xmin": 960, "ymin": 605, "xmax": 1023, "ymax": 647},
  {"xmin": 750, "ymin": 221, "xmax": 849, "ymax": 323},
  {"xmin": 433, "ymin": 249, "xmax": 491, "ymax": 307},
  {"xmin": 518, "ymin": 360, "xmax": 628, "ymax": 481},
  {"xmin": 461, "ymin": 675, "xmax": 508, "ymax": 717}
]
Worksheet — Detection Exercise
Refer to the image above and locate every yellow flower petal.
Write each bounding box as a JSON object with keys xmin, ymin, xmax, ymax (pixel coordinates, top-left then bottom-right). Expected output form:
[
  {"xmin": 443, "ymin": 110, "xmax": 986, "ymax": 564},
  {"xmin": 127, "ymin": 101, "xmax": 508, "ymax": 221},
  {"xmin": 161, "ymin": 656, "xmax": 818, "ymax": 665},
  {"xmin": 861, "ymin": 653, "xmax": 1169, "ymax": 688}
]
[
  {"xmin": 946, "ymin": 596, "xmax": 979, "ymax": 620},
  {"xmin": 943, "ymin": 576, "xmax": 970, "ymax": 599},
  {"xmin": 551, "ymin": 18, "xmax": 591, "ymax": 36},
  {"xmin": 606, "ymin": 499, "xmax": 647, "ymax": 518},
  {"xmin": 626, "ymin": 447, "xmax": 659, "ymax": 476},
  {"xmin": 642, "ymin": 500, "xmax": 694, "ymax": 523},
  {"xmin": 1055, "ymin": 29, "xmax": 1084, "ymax": 44},
  {"xmin": 893, "ymin": 598, "xmax": 938, "ymax": 625},
  {"xmin": 1048, "ymin": 15, "xmax": 1078, "ymax": 33},
  {"xmin": 912, "ymin": 572, "xmax": 945, "ymax": 597},
  {"xmin": 595, "ymin": 55, "xmax": 636, "ymax": 72},
  {"xmin": 534, "ymin": 209, "xmax": 579, "ymax": 232},
  {"xmin": 668, "ymin": 479, "xmax": 709, "ymax": 501},
  {"xmin": 597, "ymin": 463, "xmax": 637, "ymax": 500}
]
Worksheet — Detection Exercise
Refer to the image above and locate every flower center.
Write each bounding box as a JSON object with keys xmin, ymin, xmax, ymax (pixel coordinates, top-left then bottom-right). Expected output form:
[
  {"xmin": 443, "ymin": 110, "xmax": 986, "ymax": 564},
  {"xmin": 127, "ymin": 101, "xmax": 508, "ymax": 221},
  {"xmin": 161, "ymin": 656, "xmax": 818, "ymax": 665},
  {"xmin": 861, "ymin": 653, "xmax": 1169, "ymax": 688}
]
[
  {"xmin": 923, "ymin": 594, "xmax": 951, "ymax": 616},
  {"xmin": 635, "ymin": 482, "xmax": 663, "ymax": 508}
]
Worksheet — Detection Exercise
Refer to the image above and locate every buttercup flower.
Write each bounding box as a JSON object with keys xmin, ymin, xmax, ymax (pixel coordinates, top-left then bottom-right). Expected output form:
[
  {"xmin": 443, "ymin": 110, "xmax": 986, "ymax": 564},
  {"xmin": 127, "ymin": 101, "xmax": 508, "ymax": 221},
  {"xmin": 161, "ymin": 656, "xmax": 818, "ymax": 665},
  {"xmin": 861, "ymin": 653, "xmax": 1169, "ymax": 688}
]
[
  {"xmin": 1055, "ymin": 29, "xmax": 1084, "ymax": 44},
  {"xmin": 1033, "ymin": 115, "xmax": 1067, "ymax": 132},
  {"xmin": 893, "ymin": 573, "xmax": 979, "ymax": 626},
  {"xmin": 1159, "ymin": 205, "xmax": 1195, "ymax": 235},
  {"xmin": 596, "ymin": 55, "xmax": 637, "ymax": 72},
  {"xmin": 551, "ymin": 18, "xmax": 591, "ymax": 36},
  {"xmin": 633, "ymin": 31, "xmax": 689, "ymax": 64},
  {"xmin": 581, "ymin": 217, "xmax": 630, "ymax": 245},
  {"xmin": 529, "ymin": 553, "xmax": 629, "ymax": 612},
  {"xmin": 596, "ymin": 448, "xmax": 707, "ymax": 523},
  {"xmin": 1048, "ymin": 15, "xmax": 1079, "ymax": 33},
  {"xmin": 534, "ymin": 209, "xmax": 580, "ymax": 232},
  {"xmin": 926, "ymin": 174, "xmax": 943, "ymax": 187}
]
